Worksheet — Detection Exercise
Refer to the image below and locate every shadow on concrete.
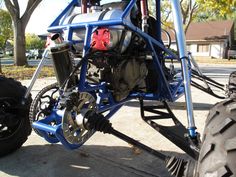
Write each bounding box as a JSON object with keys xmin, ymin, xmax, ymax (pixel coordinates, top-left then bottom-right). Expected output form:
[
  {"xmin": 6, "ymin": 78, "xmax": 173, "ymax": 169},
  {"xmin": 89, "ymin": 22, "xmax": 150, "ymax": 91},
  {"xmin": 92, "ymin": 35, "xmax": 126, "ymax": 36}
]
[
  {"xmin": 125, "ymin": 101, "xmax": 214, "ymax": 111},
  {"xmin": 0, "ymin": 144, "xmax": 191, "ymax": 177}
]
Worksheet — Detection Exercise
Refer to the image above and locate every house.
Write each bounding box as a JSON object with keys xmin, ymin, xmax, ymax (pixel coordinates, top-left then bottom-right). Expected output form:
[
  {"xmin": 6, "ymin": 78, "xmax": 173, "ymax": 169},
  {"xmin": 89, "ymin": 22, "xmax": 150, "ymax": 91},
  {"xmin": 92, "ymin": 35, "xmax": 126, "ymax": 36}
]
[{"xmin": 164, "ymin": 20, "xmax": 235, "ymax": 59}]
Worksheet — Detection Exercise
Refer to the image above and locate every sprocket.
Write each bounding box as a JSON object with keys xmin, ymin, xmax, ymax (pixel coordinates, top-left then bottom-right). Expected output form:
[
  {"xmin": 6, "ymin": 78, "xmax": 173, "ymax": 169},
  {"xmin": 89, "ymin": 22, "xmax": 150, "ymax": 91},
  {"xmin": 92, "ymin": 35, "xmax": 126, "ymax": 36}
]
[{"xmin": 29, "ymin": 83, "xmax": 59, "ymax": 135}]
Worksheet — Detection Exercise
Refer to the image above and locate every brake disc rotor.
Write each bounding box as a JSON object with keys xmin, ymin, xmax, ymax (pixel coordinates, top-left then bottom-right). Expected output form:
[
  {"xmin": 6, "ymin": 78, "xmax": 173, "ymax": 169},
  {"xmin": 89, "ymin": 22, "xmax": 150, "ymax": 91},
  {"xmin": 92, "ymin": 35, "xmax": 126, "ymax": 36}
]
[{"xmin": 62, "ymin": 92, "xmax": 96, "ymax": 145}]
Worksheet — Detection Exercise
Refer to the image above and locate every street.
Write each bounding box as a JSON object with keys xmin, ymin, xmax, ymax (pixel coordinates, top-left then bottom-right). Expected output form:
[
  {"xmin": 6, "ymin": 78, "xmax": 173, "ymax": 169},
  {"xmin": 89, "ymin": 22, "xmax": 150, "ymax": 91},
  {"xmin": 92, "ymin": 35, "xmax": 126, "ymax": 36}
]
[
  {"xmin": 0, "ymin": 58, "xmax": 52, "ymax": 66},
  {"xmin": 0, "ymin": 63, "xmax": 235, "ymax": 177}
]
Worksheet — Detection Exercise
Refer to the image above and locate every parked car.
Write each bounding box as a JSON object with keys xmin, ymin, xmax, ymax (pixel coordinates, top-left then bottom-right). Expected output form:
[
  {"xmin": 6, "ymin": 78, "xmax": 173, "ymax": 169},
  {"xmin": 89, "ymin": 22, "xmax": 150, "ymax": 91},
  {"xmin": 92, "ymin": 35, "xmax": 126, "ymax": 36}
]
[
  {"xmin": 26, "ymin": 50, "xmax": 35, "ymax": 59},
  {"xmin": 36, "ymin": 49, "xmax": 44, "ymax": 59},
  {"xmin": 27, "ymin": 49, "xmax": 44, "ymax": 59},
  {"xmin": 0, "ymin": 51, "xmax": 4, "ymax": 58},
  {"xmin": 228, "ymin": 50, "xmax": 236, "ymax": 60}
]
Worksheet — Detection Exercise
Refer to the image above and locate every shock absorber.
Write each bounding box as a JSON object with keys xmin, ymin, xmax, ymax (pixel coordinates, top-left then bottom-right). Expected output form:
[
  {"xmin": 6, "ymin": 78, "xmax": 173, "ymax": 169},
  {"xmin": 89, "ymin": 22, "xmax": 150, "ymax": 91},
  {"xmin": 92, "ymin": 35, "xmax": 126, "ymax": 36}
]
[
  {"xmin": 140, "ymin": 0, "xmax": 149, "ymax": 32},
  {"xmin": 50, "ymin": 35, "xmax": 75, "ymax": 88},
  {"xmin": 81, "ymin": 0, "xmax": 87, "ymax": 14}
]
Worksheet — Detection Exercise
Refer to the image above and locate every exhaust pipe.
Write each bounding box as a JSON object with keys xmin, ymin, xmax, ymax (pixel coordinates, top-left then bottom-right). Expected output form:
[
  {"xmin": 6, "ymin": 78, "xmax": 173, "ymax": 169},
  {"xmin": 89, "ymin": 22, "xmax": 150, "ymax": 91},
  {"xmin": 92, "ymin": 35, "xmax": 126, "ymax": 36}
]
[{"xmin": 50, "ymin": 34, "xmax": 75, "ymax": 87}]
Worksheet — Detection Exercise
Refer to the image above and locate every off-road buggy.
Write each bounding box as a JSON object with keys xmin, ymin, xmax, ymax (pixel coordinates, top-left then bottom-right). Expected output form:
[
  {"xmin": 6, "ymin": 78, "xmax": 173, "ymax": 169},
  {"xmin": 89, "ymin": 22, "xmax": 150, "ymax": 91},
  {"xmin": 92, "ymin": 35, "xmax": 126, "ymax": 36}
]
[{"xmin": 1, "ymin": 0, "xmax": 236, "ymax": 176}]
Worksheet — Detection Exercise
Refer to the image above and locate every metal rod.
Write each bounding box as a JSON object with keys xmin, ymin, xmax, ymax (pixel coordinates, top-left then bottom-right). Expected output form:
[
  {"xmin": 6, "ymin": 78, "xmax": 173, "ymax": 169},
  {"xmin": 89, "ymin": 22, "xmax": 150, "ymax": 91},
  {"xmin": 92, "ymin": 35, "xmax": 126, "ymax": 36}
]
[
  {"xmin": 110, "ymin": 128, "xmax": 167, "ymax": 161},
  {"xmin": 192, "ymin": 70, "xmax": 224, "ymax": 87},
  {"xmin": 170, "ymin": 0, "xmax": 196, "ymax": 137},
  {"xmin": 124, "ymin": 21, "xmax": 178, "ymax": 59},
  {"xmin": 192, "ymin": 73, "xmax": 224, "ymax": 90},
  {"xmin": 32, "ymin": 122, "xmax": 57, "ymax": 134},
  {"xmin": 49, "ymin": 0, "xmax": 78, "ymax": 27},
  {"xmin": 121, "ymin": 0, "xmax": 137, "ymax": 19},
  {"xmin": 140, "ymin": 0, "xmax": 149, "ymax": 32},
  {"xmin": 24, "ymin": 48, "xmax": 49, "ymax": 100},
  {"xmin": 188, "ymin": 52, "xmax": 209, "ymax": 89},
  {"xmin": 81, "ymin": 0, "xmax": 87, "ymax": 14},
  {"xmin": 79, "ymin": 26, "xmax": 92, "ymax": 90},
  {"xmin": 148, "ymin": 39, "xmax": 173, "ymax": 100},
  {"xmin": 60, "ymin": 3, "xmax": 75, "ymax": 25}
]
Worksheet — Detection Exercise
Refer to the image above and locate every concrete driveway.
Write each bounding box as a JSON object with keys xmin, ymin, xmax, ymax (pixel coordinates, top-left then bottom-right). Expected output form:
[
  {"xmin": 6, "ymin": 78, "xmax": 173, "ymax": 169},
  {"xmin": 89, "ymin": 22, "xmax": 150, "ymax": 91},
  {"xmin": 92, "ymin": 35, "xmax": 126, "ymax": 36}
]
[{"xmin": 0, "ymin": 64, "xmax": 233, "ymax": 177}]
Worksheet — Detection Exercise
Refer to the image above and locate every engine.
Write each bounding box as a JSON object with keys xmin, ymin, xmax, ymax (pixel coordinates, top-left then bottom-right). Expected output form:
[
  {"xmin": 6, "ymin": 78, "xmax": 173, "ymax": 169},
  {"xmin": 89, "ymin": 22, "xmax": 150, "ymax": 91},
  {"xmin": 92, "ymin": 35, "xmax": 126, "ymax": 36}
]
[
  {"xmin": 100, "ymin": 58, "xmax": 147, "ymax": 101},
  {"xmin": 58, "ymin": 2, "xmax": 152, "ymax": 101}
]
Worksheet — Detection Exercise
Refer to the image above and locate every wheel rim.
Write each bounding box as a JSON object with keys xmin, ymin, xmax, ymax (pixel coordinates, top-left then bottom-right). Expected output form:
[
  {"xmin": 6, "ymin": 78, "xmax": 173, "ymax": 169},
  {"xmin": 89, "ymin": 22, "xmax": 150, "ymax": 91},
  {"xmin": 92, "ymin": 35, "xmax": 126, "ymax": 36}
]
[
  {"xmin": 0, "ymin": 98, "xmax": 21, "ymax": 140},
  {"xmin": 30, "ymin": 83, "xmax": 59, "ymax": 136}
]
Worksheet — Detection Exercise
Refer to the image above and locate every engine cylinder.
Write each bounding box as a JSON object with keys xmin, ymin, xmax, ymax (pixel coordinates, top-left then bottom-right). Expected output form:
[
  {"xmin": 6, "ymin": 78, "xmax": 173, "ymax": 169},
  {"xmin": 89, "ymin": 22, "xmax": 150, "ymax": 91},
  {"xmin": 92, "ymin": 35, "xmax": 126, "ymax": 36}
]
[{"xmin": 50, "ymin": 43, "xmax": 75, "ymax": 87}]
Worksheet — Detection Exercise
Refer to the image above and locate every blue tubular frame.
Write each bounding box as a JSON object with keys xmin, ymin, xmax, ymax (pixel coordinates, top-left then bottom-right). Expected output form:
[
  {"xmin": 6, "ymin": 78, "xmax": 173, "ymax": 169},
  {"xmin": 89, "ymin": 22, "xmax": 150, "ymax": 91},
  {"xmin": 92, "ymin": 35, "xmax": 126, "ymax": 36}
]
[
  {"xmin": 47, "ymin": 0, "xmax": 182, "ymax": 100},
  {"xmin": 32, "ymin": 0, "xmax": 195, "ymax": 149}
]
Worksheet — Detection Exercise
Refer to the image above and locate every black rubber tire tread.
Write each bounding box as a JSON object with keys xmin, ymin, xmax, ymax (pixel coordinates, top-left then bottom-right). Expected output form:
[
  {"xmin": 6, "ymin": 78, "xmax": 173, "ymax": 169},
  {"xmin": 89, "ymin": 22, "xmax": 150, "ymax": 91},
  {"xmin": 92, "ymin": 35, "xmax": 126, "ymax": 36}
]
[
  {"xmin": 0, "ymin": 77, "xmax": 32, "ymax": 157},
  {"xmin": 228, "ymin": 71, "xmax": 236, "ymax": 98},
  {"xmin": 196, "ymin": 99, "xmax": 236, "ymax": 177},
  {"xmin": 29, "ymin": 83, "xmax": 58, "ymax": 134}
]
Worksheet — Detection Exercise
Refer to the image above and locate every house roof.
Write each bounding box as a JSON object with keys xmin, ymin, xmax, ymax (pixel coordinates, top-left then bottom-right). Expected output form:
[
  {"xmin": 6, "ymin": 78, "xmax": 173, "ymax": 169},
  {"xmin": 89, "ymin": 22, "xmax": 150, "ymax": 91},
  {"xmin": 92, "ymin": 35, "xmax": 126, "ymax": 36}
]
[{"xmin": 163, "ymin": 20, "xmax": 234, "ymax": 42}]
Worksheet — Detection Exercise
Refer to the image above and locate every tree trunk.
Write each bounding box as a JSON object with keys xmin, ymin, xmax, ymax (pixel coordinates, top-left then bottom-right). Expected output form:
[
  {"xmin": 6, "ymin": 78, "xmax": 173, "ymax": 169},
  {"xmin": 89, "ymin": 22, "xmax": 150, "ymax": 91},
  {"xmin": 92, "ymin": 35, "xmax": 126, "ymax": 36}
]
[
  {"xmin": 14, "ymin": 21, "xmax": 27, "ymax": 66},
  {"xmin": 4, "ymin": 0, "xmax": 42, "ymax": 66}
]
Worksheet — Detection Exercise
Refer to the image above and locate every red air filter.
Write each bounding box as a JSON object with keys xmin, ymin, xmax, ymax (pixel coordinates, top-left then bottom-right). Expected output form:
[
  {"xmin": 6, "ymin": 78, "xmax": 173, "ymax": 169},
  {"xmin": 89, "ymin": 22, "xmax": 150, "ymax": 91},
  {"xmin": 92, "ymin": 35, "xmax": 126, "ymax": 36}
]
[{"xmin": 91, "ymin": 28, "xmax": 110, "ymax": 51}]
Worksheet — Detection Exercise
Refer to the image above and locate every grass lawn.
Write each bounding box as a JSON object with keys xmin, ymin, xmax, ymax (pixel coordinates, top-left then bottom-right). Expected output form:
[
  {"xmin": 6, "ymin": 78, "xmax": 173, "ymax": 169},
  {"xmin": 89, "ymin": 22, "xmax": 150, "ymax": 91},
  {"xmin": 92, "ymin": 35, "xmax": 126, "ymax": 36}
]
[
  {"xmin": 0, "ymin": 57, "xmax": 235, "ymax": 80},
  {"xmin": 194, "ymin": 57, "xmax": 236, "ymax": 64},
  {"xmin": 0, "ymin": 65, "xmax": 55, "ymax": 80}
]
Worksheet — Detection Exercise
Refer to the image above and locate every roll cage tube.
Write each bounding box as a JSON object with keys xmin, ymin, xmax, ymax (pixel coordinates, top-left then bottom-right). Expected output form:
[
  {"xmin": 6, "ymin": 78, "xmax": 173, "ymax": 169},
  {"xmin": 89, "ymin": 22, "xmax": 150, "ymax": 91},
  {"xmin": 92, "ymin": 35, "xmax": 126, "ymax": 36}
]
[
  {"xmin": 46, "ymin": 0, "xmax": 196, "ymax": 138},
  {"xmin": 170, "ymin": 1, "xmax": 196, "ymax": 137}
]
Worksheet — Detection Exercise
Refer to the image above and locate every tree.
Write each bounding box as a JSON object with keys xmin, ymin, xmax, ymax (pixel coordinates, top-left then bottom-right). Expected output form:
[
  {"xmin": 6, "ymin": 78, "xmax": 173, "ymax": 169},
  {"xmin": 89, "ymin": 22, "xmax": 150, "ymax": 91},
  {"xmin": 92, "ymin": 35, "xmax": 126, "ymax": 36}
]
[
  {"xmin": 0, "ymin": 9, "xmax": 13, "ymax": 73},
  {"xmin": 150, "ymin": 0, "xmax": 235, "ymax": 32},
  {"xmin": 195, "ymin": 0, "xmax": 236, "ymax": 26},
  {"xmin": 3, "ymin": 0, "xmax": 42, "ymax": 66},
  {"xmin": 26, "ymin": 33, "xmax": 45, "ymax": 50},
  {"xmin": 180, "ymin": 0, "xmax": 198, "ymax": 33},
  {"xmin": 0, "ymin": 9, "xmax": 13, "ymax": 51},
  {"xmin": 197, "ymin": 0, "xmax": 236, "ymax": 19},
  {"xmin": 160, "ymin": 0, "xmax": 198, "ymax": 33}
]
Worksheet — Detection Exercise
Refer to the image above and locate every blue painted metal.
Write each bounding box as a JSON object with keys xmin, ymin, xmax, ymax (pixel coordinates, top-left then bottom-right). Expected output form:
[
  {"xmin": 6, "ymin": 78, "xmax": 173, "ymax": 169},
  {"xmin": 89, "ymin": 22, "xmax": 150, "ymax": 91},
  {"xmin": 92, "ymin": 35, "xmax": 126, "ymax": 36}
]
[
  {"xmin": 122, "ymin": 20, "xmax": 178, "ymax": 59},
  {"xmin": 50, "ymin": 0, "xmax": 80, "ymax": 27},
  {"xmin": 188, "ymin": 127, "xmax": 197, "ymax": 138},
  {"xmin": 55, "ymin": 125, "xmax": 83, "ymax": 150},
  {"xmin": 32, "ymin": 122, "xmax": 57, "ymax": 134},
  {"xmin": 121, "ymin": 0, "xmax": 137, "ymax": 19},
  {"xmin": 48, "ymin": 19, "xmax": 123, "ymax": 33},
  {"xmin": 31, "ymin": 104, "xmax": 124, "ymax": 149},
  {"xmin": 31, "ymin": 0, "xmax": 196, "ymax": 149},
  {"xmin": 148, "ymin": 39, "xmax": 173, "ymax": 101}
]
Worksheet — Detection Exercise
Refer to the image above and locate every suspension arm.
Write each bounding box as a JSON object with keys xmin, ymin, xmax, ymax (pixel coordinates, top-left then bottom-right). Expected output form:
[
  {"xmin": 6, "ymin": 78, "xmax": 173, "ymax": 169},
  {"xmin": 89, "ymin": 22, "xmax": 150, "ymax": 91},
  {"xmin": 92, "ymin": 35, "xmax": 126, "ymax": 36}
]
[
  {"xmin": 81, "ymin": 111, "xmax": 196, "ymax": 177},
  {"xmin": 192, "ymin": 69, "xmax": 224, "ymax": 88},
  {"xmin": 191, "ymin": 80, "xmax": 225, "ymax": 99},
  {"xmin": 191, "ymin": 69, "xmax": 226, "ymax": 99}
]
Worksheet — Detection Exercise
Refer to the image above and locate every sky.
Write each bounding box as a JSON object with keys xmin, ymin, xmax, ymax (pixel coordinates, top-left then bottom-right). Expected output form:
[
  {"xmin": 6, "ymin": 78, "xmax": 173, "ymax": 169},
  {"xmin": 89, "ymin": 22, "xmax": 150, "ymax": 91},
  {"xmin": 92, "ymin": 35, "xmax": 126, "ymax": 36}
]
[
  {"xmin": 26, "ymin": 0, "xmax": 69, "ymax": 34},
  {"xmin": 4, "ymin": 0, "xmax": 117, "ymax": 35}
]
